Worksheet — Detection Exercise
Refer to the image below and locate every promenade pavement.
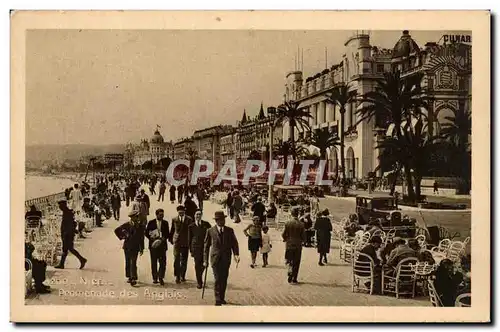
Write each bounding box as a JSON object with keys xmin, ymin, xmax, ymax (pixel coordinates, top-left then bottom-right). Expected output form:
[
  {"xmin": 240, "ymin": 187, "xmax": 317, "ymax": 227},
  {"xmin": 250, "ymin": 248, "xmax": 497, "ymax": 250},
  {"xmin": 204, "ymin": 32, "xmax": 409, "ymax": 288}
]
[{"xmin": 26, "ymin": 190, "xmax": 429, "ymax": 306}]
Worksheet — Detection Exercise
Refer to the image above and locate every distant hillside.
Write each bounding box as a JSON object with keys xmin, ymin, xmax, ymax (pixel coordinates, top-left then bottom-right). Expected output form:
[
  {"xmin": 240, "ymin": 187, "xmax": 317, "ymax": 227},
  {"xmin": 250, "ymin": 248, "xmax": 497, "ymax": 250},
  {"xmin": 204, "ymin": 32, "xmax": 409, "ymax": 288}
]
[{"xmin": 26, "ymin": 144, "xmax": 126, "ymax": 163}]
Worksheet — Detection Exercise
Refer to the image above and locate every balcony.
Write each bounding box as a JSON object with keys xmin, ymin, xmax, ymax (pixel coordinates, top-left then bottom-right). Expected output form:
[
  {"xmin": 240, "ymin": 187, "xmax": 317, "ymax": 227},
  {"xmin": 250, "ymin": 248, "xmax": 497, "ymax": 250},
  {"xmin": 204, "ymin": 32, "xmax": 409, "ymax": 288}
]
[{"xmin": 344, "ymin": 125, "xmax": 359, "ymax": 139}]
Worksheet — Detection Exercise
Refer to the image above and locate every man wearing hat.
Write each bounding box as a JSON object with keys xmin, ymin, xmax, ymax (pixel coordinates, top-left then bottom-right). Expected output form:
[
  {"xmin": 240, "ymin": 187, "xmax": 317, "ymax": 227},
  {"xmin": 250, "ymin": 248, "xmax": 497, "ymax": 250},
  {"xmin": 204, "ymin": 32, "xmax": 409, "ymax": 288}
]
[
  {"xmin": 55, "ymin": 200, "xmax": 87, "ymax": 270},
  {"xmin": 114, "ymin": 209, "xmax": 145, "ymax": 286},
  {"xmin": 282, "ymin": 206, "xmax": 306, "ymax": 284},
  {"xmin": 188, "ymin": 209, "xmax": 211, "ymax": 289},
  {"xmin": 145, "ymin": 208, "xmax": 170, "ymax": 285},
  {"xmin": 203, "ymin": 211, "xmax": 239, "ymax": 306},
  {"xmin": 169, "ymin": 205, "xmax": 193, "ymax": 284},
  {"xmin": 139, "ymin": 189, "xmax": 150, "ymax": 226}
]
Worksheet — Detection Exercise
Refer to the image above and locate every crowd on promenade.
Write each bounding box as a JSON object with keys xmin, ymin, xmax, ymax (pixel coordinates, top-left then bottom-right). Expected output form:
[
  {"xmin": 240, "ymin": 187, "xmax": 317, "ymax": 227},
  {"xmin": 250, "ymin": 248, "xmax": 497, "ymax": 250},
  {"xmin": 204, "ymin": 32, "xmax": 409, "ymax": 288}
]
[{"xmin": 24, "ymin": 171, "xmax": 471, "ymax": 307}]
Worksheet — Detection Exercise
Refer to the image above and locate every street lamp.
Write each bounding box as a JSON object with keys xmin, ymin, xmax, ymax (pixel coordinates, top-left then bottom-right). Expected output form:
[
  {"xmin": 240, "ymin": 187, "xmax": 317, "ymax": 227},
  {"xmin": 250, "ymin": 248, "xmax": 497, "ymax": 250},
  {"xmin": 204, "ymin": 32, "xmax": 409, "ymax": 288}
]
[{"xmin": 267, "ymin": 106, "xmax": 277, "ymax": 203}]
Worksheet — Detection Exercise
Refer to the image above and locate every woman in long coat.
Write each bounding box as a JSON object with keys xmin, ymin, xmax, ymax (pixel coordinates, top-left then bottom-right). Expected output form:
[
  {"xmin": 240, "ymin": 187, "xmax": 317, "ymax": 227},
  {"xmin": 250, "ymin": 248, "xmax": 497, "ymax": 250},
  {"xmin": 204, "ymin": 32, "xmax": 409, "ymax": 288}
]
[{"xmin": 314, "ymin": 209, "xmax": 332, "ymax": 266}]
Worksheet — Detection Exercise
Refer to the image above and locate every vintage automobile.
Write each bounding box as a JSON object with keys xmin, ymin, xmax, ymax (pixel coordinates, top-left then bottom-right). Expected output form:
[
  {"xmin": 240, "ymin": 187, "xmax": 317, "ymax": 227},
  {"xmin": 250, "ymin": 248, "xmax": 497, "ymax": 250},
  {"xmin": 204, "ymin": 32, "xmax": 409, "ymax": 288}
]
[
  {"xmin": 355, "ymin": 193, "xmax": 416, "ymax": 237},
  {"xmin": 273, "ymin": 185, "xmax": 305, "ymax": 205}
]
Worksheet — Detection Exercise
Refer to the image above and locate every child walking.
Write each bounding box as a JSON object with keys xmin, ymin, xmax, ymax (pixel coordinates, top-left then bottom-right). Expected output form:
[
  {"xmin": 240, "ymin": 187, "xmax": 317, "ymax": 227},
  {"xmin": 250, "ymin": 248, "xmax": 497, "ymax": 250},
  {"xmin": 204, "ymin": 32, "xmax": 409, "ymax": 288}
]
[{"xmin": 261, "ymin": 226, "xmax": 272, "ymax": 267}]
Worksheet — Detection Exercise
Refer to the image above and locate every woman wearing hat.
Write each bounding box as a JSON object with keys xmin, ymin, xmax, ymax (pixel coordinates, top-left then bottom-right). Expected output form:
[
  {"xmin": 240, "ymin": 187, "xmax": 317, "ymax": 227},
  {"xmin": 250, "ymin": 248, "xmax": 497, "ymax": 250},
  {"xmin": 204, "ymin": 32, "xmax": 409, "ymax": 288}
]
[
  {"xmin": 314, "ymin": 209, "xmax": 333, "ymax": 266},
  {"xmin": 114, "ymin": 209, "xmax": 145, "ymax": 286},
  {"xmin": 243, "ymin": 216, "xmax": 263, "ymax": 268}
]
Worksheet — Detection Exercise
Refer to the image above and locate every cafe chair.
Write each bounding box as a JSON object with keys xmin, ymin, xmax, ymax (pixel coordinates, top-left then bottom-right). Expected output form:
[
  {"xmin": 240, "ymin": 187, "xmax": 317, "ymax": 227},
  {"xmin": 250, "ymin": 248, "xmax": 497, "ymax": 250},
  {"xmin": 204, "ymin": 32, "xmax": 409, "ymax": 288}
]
[
  {"xmin": 25, "ymin": 259, "xmax": 33, "ymax": 297},
  {"xmin": 352, "ymin": 252, "xmax": 376, "ymax": 295},
  {"xmin": 382, "ymin": 257, "xmax": 418, "ymax": 298},
  {"xmin": 455, "ymin": 293, "xmax": 471, "ymax": 307},
  {"xmin": 427, "ymin": 280, "xmax": 444, "ymax": 307}
]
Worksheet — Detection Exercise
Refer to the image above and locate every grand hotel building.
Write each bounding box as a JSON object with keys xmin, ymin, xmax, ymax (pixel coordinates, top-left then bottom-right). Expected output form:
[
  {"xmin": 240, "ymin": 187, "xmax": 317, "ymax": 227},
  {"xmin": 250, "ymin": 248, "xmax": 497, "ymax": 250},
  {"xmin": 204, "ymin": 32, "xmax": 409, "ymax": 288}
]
[{"xmin": 284, "ymin": 30, "xmax": 471, "ymax": 179}]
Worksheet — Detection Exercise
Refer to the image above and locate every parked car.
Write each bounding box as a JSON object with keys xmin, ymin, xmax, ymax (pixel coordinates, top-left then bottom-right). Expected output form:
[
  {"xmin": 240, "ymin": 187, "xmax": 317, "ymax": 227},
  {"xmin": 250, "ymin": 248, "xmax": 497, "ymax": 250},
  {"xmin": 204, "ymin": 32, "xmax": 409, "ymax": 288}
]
[{"xmin": 355, "ymin": 193, "xmax": 416, "ymax": 237}]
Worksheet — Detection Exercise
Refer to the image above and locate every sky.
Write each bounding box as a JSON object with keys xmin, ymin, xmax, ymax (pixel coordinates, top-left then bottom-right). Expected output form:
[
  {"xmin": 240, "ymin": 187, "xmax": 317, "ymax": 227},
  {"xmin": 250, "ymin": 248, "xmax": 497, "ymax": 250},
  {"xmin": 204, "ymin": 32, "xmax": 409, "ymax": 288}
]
[{"xmin": 25, "ymin": 29, "xmax": 464, "ymax": 146}]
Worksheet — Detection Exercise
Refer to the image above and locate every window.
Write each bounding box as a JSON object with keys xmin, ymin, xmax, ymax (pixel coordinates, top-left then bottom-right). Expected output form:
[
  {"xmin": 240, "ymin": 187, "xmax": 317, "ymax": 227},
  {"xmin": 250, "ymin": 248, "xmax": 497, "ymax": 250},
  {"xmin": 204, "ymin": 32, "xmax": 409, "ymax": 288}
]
[{"xmin": 377, "ymin": 64, "xmax": 385, "ymax": 73}]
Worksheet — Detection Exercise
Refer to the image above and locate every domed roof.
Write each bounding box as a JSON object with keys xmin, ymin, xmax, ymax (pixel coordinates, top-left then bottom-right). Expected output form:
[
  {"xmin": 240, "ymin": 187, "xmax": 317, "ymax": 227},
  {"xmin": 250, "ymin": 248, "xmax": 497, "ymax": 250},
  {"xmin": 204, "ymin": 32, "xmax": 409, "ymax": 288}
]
[
  {"xmin": 151, "ymin": 130, "xmax": 164, "ymax": 144},
  {"xmin": 392, "ymin": 30, "xmax": 420, "ymax": 58}
]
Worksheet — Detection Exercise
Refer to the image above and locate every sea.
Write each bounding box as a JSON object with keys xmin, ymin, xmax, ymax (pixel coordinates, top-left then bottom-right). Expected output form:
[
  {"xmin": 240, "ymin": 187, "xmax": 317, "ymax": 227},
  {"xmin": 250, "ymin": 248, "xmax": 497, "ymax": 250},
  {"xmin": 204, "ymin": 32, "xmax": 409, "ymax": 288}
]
[{"xmin": 25, "ymin": 175, "xmax": 79, "ymax": 200}]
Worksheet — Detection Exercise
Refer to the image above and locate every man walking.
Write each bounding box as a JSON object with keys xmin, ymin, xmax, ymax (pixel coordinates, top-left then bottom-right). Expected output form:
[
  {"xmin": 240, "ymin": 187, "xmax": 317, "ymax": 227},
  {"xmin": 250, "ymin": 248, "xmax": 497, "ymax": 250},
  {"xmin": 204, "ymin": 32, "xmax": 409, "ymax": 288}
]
[
  {"xmin": 177, "ymin": 185, "xmax": 184, "ymax": 204},
  {"xmin": 111, "ymin": 189, "xmax": 122, "ymax": 221},
  {"xmin": 188, "ymin": 210, "xmax": 211, "ymax": 289},
  {"xmin": 55, "ymin": 200, "xmax": 87, "ymax": 270},
  {"xmin": 158, "ymin": 181, "xmax": 166, "ymax": 202},
  {"xmin": 282, "ymin": 207, "xmax": 306, "ymax": 284},
  {"xmin": 145, "ymin": 209, "xmax": 169, "ymax": 285},
  {"xmin": 169, "ymin": 205, "xmax": 193, "ymax": 283},
  {"xmin": 169, "ymin": 184, "xmax": 176, "ymax": 204},
  {"xmin": 195, "ymin": 187, "xmax": 205, "ymax": 212},
  {"xmin": 203, "ymin": 211, "xmax": 240, "ymax": 306},
  {"xmin": 114, "ymin": 210, "xmax": 145, "ymax": 286},
  {"xmin": 139, "ymin": 189, "xmax": 149, "ymax": 227}
]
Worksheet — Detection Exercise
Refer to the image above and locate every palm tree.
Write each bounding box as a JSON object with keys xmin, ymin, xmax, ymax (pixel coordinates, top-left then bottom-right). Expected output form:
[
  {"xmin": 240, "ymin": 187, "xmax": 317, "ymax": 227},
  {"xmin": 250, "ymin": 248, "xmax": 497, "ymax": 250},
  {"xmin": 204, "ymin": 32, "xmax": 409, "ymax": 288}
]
[
  {"xmin": 440, "ymin": 108, "xmax": 471, "ymax": 149},
  {"xmin": 376, "ymin": 118, "xmax": 441, "ymax": 201},
  {"xmin": 325, "ymin": 84, "xmax": 357, "ymax": 196},
  {"xmin": 273, "ymin": 140, "xmax": 294, "ymax": 165},
  {"xmin": 356, "ymin": 71, "xmax": 427, "ymax": 201},
  {"xmin": 439, "ymin": 108, "xmax": 472, "ymax": 193},
  {"xmin": 356, "ymin": 71, "xmax": 427, "ymax": 137},
  {"xmin": 275, "ymin": 100, "xmax": 311, "ymax": 152},
  {"xmin": 306, "ymin": 128, "xmax": 341, "ymax": 181}
]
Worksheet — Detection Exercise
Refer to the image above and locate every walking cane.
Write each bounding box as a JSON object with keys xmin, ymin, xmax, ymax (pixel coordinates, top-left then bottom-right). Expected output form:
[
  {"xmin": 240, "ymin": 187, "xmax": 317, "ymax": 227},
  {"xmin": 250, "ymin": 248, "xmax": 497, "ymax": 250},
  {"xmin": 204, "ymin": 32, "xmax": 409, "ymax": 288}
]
[{"xmin": 201, "ymin": 264, "xmax": 208, "ymax": 299}]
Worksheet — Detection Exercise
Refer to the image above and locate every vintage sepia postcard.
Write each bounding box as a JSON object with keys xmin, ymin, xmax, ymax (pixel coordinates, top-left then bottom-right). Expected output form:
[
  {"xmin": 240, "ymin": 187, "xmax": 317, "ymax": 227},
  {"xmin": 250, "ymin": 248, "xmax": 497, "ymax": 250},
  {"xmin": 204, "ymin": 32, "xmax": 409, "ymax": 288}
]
[{"xmin": 11, "ymin": 10, "xmax": 490, "ymax": 323}]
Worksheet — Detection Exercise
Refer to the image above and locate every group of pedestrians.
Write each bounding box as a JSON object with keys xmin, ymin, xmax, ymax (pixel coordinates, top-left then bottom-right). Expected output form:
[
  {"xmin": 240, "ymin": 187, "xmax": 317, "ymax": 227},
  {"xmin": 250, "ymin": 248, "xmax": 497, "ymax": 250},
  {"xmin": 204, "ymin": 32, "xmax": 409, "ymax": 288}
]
[{"xmin": 114, "ymin": 179, "xmax": 240, "ymax": 306}]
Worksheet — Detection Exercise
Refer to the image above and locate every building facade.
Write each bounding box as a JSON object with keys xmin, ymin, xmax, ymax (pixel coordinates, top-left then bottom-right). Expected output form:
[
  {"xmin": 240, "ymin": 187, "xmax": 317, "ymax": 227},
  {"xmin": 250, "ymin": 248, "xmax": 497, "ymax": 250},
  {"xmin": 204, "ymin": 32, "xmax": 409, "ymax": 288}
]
[
  {"xmin": 132, "ymin": 129, "xmax": 173, "ymax": 167},
  {"xmin": 192, "ymin": 125, "xmax": 234, "ymax": 171},
  {"xmin": 173, "ymin": 137, "xmax": 194, "ymax": 160},
  {"xmin": 220, "ymin": 131, "xmax": 237, "ymax": 164},
  {"xmin": 236, "ymin": 103, "xmax": 283, "ymax": 162},
  {"xmin": 284, "ymin": 30, "xmax": 471, "ymax": 179}
]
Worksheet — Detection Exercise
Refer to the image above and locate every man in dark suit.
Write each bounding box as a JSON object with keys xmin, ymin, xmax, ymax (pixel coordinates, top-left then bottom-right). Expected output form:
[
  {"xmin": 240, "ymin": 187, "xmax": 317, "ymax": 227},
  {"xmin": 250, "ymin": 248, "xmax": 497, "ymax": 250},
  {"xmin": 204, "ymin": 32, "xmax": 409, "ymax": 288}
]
[
  {"xmin": 169, "ymin": 205, "xmax": 193, "ymax": 283},
  {"xmin": 188, "ymin": 209, "xmax": 211, "ymax": 289},
  {"xmin": 203, "ymin": 210, "xmax": 240, "ymax": 306},
  {"xmin": 54, "ymin": 200, "xmax": 87, "ymax": 270},
  {"xmin": 282, "ymin": 207, "xmax": 305, "ymax": 284},
  {"xmin": 145, "ymin": 208, "xmax": 170, "ymax": 285},
  {"xmin": 114, "ymin": 210, "xmax": 145, "ymax": 286}
]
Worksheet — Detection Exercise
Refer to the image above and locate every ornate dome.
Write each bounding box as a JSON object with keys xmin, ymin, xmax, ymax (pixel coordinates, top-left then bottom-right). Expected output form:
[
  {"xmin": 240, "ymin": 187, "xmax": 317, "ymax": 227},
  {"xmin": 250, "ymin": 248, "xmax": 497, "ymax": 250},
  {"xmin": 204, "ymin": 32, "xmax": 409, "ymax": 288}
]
[
  {"xmin": 151, "ymin": 130, "xmax": 164, "ymax": 144},
  {"xmin": 392, "ymin": 30, "xmax": 420, "ymax": 58}
]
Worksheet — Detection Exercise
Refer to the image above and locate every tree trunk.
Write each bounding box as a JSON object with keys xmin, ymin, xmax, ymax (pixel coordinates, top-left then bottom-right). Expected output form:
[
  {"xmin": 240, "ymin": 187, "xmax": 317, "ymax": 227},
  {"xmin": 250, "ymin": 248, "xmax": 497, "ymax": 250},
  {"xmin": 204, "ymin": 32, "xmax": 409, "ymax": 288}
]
[
  {"xmin": 414, "ymin": 173, "xmax": 422, "ymax": 201},
  {"xmin": 340, "ymin": 109, "xmax": 347, "ymax": 196}
]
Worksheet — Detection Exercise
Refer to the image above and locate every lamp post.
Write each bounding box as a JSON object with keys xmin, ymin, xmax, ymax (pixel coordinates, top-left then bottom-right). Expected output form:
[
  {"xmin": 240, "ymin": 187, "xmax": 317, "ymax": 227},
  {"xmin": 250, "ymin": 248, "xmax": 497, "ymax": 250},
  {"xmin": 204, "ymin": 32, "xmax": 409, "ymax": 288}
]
[
  {"xmin": 210, "ymin": 140, "xmax": 215, "ymax": 187},
  {"xmin": 267, "ymin": 106, "xmax": 277, "ymax": 203}
]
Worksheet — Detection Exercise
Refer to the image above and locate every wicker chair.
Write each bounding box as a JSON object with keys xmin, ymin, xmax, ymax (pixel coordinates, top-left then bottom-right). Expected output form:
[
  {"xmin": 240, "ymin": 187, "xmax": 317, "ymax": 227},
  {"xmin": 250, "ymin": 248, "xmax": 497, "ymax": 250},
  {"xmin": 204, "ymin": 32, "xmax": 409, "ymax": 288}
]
[
  {"xmin": 431, "ymin": 239, "xmax": 452, "ymax": 255},
  {"xmin": 455, "ymin": 293, "xmax": 471, "ymax": 307},
  {"xmin": 382, "ymin": 257, "xmax": 418, "ymax": 298},
  {"xmin": 352, "ymin": 252, "xmax": 376, "ymax": 295},
  {"xmin": 339, "ymin": 230, "xmax": 354, "ymax": 263},
  {"xmin": 411, "ymin": 262, "xmax": 437, "ymax": 296},
  {"xmin": 415, "ymin": 234, "xmax": 427, "ymax": 249},
  {"xmin": 385, "ymin": 228, "xmax": 397, "ymax": 244},
  {"xmin": 25, "ymin": 259, "xmax": 33, "ymax": 297},
  {"xmin": 427, "ymin": 280, "xmax": 444, "ymax": 307},
  {"xmin": 447, "ymin": 241, "xmax": 466, "ymax": 263}
]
